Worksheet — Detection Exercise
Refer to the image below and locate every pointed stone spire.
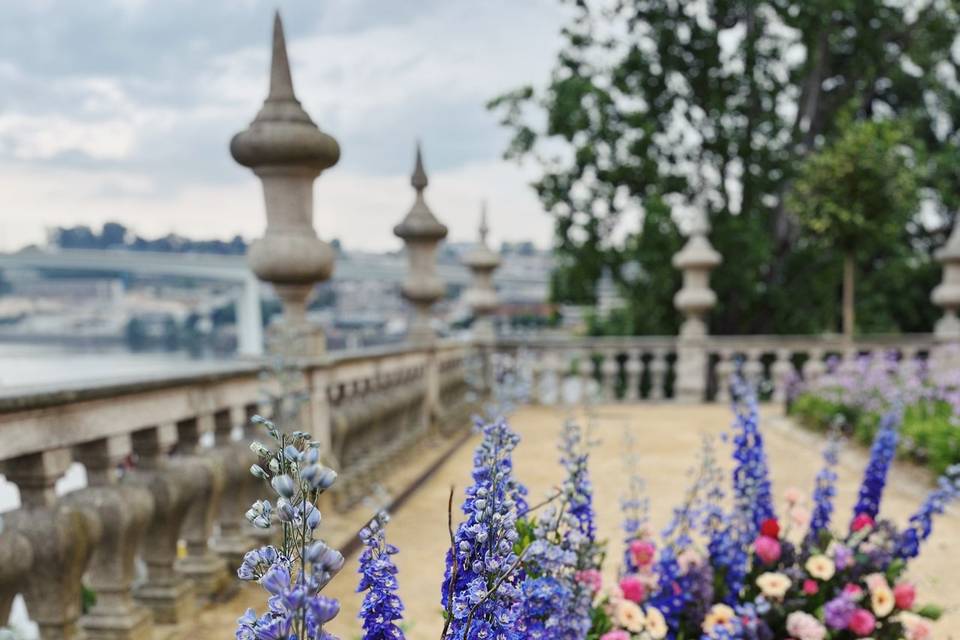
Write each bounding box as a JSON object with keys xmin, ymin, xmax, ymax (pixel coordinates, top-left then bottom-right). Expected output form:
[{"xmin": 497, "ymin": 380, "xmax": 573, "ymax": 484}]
[
  {"xmin": 230, "ymin": 11, "xmax": 341, "ymax": 355},
  {"xmin": 411, "ymin": 142, "xmax": 428, "ymax": 192},
  {"xmin": 394, "ymin": 143, "xmax": 448, "ymax": 345},
  {"xmin": 478, "ymin": 200, "xmax": 489, "ymax": 244},
  {"xmin": 268, "ymin": 11, "xmax": 295, "ymax": 101}
]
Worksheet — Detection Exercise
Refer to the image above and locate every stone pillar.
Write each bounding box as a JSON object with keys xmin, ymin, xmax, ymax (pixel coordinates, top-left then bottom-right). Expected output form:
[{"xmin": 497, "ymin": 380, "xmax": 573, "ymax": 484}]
[
  {"xmin": 127, "ymin": 425, "xmax": 196, "ymax": 624},
  {"xmin": 771, "ymin": 348, "xmax": 795, "ymax": 404},
  {"xmin": 649, "ymin": 349, "xmax": 667, "ymax": 401},
  {"xmin": 931, "ymin": 219, "xmax": 960, "ymax": 371},
  {"xmin": 173, "ymin": 416, "xmax": 229, "ymax": 599},
  {"xmin": 211, "ymin": 409, "xmax": 255, "ymax": 573},
  {"xmin": 463, "ymin": 203, "xmax": 501, "ymax": 392},
  {"xmin": 230, "ymin": 12, "xmax": 340, "ymax": 356},
  {"xmin": 672, "ymin": 212, "xmax": 721, "ymax": 403},
  {"xmin": 1, "ymin": 450, "xmax": 96, "ymax": 640},
  {"xmin": 0, "ymin": 529, "xmax": 33, "ymax": 626},
  {"xmin": 68, "ymin": 436, "xmax": 154, "ymax": 640},
  {"xmin": 394, "ymin": 144, "xmax": 449, "ymax": 346},
  {"xmin": 624, "ymin": 350, "xmax": 641, "ymax": 402}
]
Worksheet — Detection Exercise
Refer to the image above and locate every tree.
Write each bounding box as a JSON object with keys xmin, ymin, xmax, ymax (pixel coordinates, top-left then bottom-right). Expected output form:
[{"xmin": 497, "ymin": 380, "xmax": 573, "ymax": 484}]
[
  {"xmin": 489, "ymin": 0, "xmax": 960, "ymax": 335},
  {"xmin": 789, "ymin": 119, "xmax": 921, "ymax": 338}
]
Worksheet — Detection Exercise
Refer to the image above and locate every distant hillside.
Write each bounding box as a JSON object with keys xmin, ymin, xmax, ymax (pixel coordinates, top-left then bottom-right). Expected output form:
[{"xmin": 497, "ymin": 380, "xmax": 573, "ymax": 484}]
[{"xmin": 49, "ymin": 222, "xmax": 247, "ymax": 255}]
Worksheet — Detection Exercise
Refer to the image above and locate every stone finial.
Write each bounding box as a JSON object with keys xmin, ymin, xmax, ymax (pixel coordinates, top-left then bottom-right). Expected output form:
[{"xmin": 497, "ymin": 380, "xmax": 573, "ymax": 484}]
[
  {"xmin": 230, "ymin": 11, "xmax": 340, "ymax": 353},
  {"xmin": 672, "ymin": 212, "xmax": 721, "ymax": 338},
  {"xmin": 464, "ymin": 201, "xmax": 501, "ymax": 344},
  {"xmin": 932, "ymin": 219, "xmax": 960, "ymax": 341},
  {"xmin": 394, "ymin": 143, "xmax": 449, "ymax": 345}
]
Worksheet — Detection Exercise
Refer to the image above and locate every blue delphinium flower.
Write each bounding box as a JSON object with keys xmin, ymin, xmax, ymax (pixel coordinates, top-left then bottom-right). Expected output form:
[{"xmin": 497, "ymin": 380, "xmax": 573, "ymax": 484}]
[
  {"xmin": 729, "ymin": 378, "xmax": 776, "ymax": 534},
  {"xmin": 897, "ymin": 464, "xmax": 960, "ymax": 559},
  {"xmin": 805, "ymin": 433, "xmax": 840, "ymax": 547},
  {"xmin": 441, "ymin": 418, "xmax": 525, "ymax": 640},
  {"xmin": 235, "ymin": 416, "xmax": 345, "ymax": 640},
  {"xmin": 357, "ymin": 511, "xmax": 405, "ymax": 640},
  {"xmin": 850, "ymin": 409, "xmax": 900, "ymax": 524},
  {"xmin": 517, "ymin": 420, "xmax": 600, "ymax": 640}
]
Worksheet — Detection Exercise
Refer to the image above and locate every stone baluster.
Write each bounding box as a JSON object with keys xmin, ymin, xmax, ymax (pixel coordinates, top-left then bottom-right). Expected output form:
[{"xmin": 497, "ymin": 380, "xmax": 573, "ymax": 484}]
[
  {"xmin": 801, "ymin": 348, "xmax": 826, "ymax": 386},
  {"xmin": 230, "ymin": 12, "xmax": 340, "ymax": 356},
  {"xmin": 743, "ymin": 349, "xmax": 764, "ymax": 391},
  {"xmin": 672, "ymin": 209, "xmax": 721, "ymax": 402},
  {"xmin": 649, "ymin": 348, "xmax": 668, "ymax": 401},
  {"xmin": 601, "ymin": 350, "xmax": 619, "ymax": 401},
  {"xmin": 541, "ymin": 351, "xmax": 560, "ymax": 405},
  {"xmin": 127, "ymin": 425, "xmax": 196, "ymax": 624},
  {"xmin": 578, "ymin": 349, "xmax": 594, "ymax": 402},
  {"xmin": 771, "ymin": 349, "xmax": 795, "ymax": 404},
  {"xmin": 529, "ymin": 356, "xmax": 543, "ymax": 405},
  {"xmin": 212, "ymin": 408, "xmax": 255, "ymax": 573},
  {"xmin": 624, "ymin": 350, "xmax": 642, "ymax": 402},
  {"xmin": 66, "ymin": 436, "xmax": 154, "ymax": 640},
  {"xmin": 173, "ymin": 416, "xmax": 229, "ymax": 599},
  {"xmin": 0, "ymin": 529, "xmax": 33, "ymax": 626},
  {"xmin": 1, "ymin": 449, "xmax": 96, "ymax": 640},
  {"xmin": 394, "ymin": 144, "xmax": 449, "ymax": 346},
  {"xmin": 714, "ymin": 349, "xmax": 736, "ymax": 404}
]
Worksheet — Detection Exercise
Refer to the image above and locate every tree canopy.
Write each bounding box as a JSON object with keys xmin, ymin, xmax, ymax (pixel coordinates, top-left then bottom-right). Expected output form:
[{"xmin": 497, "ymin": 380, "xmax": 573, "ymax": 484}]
[{"xmin": 490, "ymin": 0, "xmax": 960, "ymax": 335}]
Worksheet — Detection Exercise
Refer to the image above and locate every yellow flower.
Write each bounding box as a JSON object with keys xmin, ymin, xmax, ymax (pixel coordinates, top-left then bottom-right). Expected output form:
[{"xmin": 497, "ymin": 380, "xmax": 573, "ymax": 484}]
[
  {"xmin": 756, "ymin": 572, "xmax": 792, "ymax": 601},
  {"xmin": 614, "ymin": 599, "xmax": 646, "ymax": 633},
  {"xmin": 702, "ymin": 603, "xmax": 737, "ymax": 634},
  {"xmin": 805, "ymin": 554, "xmax": 836, "ymax": 581},
  {"xmin": 644, "ymin": 606, "xmax": 668, "ymax": 640},
  {"xmin": 871, "ymin": 586, "xmax": 895, "ymax": 618}
]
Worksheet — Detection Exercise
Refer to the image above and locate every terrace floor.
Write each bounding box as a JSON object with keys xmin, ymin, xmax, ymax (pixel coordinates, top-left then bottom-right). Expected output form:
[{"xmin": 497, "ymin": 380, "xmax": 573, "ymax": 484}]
[{"xmin": 192, "ymin": 403, "xmax": 960, "ymax": 640}]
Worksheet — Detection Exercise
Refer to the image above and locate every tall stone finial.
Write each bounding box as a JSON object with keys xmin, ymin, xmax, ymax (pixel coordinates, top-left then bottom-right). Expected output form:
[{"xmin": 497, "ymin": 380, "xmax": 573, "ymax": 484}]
[
  {"xmin": 464, "ymin": 201, "xmax": 501, "ymax": 344},
  {"xmin": 394, "ymin": 143, "xmax": 449, "ymax": 345},
  {"xmin": 672, "ymin": 210, "xmax": 721, "ymax": 402},
  {"xmin": 230, "ymin": 11, "xmax": 340, "ymax": 355},
  {"xmin": 932, "ymin": 220, "xmax": 960, "ymax": 342}
]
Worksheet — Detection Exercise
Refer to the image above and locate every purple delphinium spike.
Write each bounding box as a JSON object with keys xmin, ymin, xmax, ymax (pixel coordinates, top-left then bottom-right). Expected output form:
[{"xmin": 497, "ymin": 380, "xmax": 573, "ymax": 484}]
[
  {"xmin": 729, "ymin": 377, "xmax": 776, "ymax": 534},
  {"xmin": 897, "ymin": 464, "xmax": 960, "ymax": 559},
  {"xmin": 805, "ymin": 433, "xmax": 841, "ymax": 547},
  {"xmin": 357, "ymin": 511, "xmax": 405, "ymax": 640},
  {"xmin": 850, "ymin": 409, "xmax": 900, "ymax": 526}
]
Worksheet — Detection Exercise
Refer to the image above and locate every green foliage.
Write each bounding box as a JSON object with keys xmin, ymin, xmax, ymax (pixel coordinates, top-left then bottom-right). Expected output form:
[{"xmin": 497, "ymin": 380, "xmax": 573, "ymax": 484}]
[
  {"xmin": 789, "ymin": 119, "xmax": 921, "ymax": 253},
  {"xmin": 490, "ymin": 0, "xmax": 960, "ymax": 335},
  {"xmin": 790, "ymin": 393, "xmax": 960, "ymax": 475},
  {"xmin": 586, "ymin": 602, "xmax": 613, "ymax": 640}
]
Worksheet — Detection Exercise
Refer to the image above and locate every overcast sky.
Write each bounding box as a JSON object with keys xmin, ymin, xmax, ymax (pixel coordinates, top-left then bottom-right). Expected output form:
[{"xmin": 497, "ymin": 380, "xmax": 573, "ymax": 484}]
[{"xmin": 0, "ymin": 0, "xmax": 568, "ymax": 251}]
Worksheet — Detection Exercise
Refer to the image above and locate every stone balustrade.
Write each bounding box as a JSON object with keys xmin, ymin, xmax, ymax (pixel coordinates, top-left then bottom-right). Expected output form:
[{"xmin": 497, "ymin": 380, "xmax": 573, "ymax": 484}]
[
  {"xmin": 0, "ymin": 341, "xmax": 471, "ymax": 640},
  {"xmin": 495, "ymin": 333, "xmax": 939, "ymax": 405}
]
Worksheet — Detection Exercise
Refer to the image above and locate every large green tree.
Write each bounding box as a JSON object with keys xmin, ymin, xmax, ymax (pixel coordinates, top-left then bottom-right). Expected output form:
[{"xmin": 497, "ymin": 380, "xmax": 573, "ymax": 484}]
[{"xmin": 490, "ymin": 0, "xmax": 960, "ymax": 335}]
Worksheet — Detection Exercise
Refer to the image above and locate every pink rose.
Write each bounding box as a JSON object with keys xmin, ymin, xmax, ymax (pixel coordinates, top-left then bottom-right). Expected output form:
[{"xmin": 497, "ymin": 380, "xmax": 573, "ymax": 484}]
[
  {"xmin": 600, "ymin": 632, "xmax": 631, "ymax": 640},
  {"xmin": 851, "ymin": 513, "xmax": 875, "ymax": 532},
  {"xmin": 576, "ymin": 569, "xmax": 603, "ymax": 594},
  {"xmin": 843, "ymin": 583, "xmax": 864, "ymax": 598},
  {"xmin": 754, "ymin": 535, "xmax": 782, "ymax": 565},
  {"xmin": 619, "ymin": 575, "xmax": 646, "ymax": 603},
  {"xmin": 629, "ymin": 540, "xmax": 656, "ymax": 568},
  {"xmin": 894, "ymin": 582, "xmax": 916, "ymax": 610},
  {"xmin": 848, "ymin": 609, "xmax": 876, "ymax": 636},
  {"xmin": 803, "ymin": 579, "xmax": 819, "ymax": 595}
]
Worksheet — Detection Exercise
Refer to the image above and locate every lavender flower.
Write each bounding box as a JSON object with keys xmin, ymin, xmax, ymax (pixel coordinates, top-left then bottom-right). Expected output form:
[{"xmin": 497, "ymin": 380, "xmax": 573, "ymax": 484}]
[
  {"xmin": 897, "ymin": 464, "xmax": 960, "ymax": 559},
  {"xmin": 357, "ymin": 511, "xmax": 405, "ymax": 640},
  {"xmin": 851, "ymin": 410, "xmax": 900, "ymax": 524},
  {"xmin": 235, "ymin": 417, "xmax": 345, "ymax": 640},
  {"xmin": 823, "ymin": 594, "xmax": 856, "ymax": 630},
  {"xmin": 441, "ymin": 418, "xmax": 524, "ymax": 640}
]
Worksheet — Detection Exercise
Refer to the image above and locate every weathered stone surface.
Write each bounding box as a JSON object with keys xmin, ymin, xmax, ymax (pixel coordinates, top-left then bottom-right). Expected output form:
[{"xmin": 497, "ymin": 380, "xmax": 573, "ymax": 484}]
[
  {"xmin": 68, "ymin": 436, "xmax": 154, "ymax": 640},
  {"xmin": 0, "ymin": 528, "xmax": 33, "ymax": 625}
]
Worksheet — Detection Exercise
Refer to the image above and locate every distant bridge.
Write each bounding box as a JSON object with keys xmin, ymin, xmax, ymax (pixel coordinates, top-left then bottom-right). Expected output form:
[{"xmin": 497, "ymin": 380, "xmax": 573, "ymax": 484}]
[{"xmin": 0, "ymin": 248, "xmax": 549, "ymax": 356}]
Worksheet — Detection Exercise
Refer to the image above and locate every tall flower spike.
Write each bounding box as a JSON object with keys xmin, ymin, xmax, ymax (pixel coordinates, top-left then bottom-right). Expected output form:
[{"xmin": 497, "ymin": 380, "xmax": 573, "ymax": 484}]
[
  {"xmin": 897, "ymin": 464, "xmax": 960, "ymax": 559},
  {"xmin": 806, "ymin": 432, "xmax": 840, "ymax": 547},
  {"xmin": 441, "ymin": 418, "xmax": 525, "ymax": 639},
  {"xmin": 357, "ymin": 512, "xmax": 405, "ymax": 640},
  {"xmin": 850, "ymin": 409, "xmax": 901, "ymax": 525},
  {"xmin": 729, "ymin": 377, "xmax": 776, "ymax": 533}
]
